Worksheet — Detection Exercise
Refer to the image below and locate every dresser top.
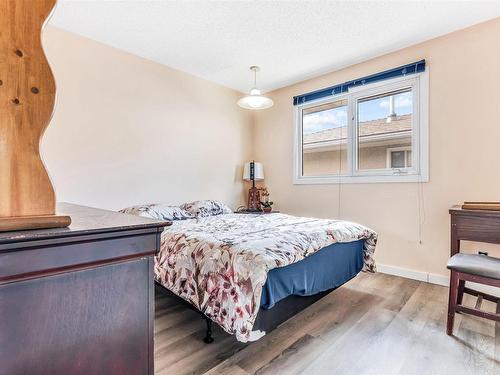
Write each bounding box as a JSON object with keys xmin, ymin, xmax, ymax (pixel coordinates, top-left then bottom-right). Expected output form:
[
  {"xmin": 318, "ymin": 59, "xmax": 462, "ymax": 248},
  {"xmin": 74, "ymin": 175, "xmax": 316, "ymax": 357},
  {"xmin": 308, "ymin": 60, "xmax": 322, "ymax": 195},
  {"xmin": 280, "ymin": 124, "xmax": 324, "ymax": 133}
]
[
  {"xmin": 0, "ymin": 203, "xmax": 171, "ymax": 245},
  {"xmin": 449, "ymin": 205, "xmax": 500, "ymax": 217}
]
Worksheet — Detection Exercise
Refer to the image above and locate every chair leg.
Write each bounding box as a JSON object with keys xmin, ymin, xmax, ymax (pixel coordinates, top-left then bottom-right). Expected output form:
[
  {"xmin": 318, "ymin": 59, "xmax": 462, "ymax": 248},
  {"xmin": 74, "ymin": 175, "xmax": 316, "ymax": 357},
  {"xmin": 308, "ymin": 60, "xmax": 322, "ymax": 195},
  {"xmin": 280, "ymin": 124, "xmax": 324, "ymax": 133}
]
[
  {"xmin": 457, "ymin": 279, "xmax": 465, "ymax": 305},
  {"xmin": 447, "ymin": 271, "xmax": 460, "ymax": 335}
]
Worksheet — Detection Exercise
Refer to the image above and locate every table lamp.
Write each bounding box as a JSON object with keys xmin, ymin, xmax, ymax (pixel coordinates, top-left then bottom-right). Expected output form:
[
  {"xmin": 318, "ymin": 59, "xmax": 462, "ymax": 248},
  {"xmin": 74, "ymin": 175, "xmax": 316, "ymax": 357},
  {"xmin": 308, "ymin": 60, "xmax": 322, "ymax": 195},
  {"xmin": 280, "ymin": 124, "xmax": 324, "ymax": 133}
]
[{"xmin": 243, "ymin": 161, "xmax": 264, "ymax": 211}]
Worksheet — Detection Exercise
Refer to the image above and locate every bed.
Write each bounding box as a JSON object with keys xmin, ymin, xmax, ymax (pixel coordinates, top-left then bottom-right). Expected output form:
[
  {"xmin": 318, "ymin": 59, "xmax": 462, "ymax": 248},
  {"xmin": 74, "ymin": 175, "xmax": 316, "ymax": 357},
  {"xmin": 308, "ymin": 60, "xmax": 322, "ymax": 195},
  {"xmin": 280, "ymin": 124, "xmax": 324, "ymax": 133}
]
[{"xmin": 121, "ymin": 200, "xmax": 377, "ymax": 343}]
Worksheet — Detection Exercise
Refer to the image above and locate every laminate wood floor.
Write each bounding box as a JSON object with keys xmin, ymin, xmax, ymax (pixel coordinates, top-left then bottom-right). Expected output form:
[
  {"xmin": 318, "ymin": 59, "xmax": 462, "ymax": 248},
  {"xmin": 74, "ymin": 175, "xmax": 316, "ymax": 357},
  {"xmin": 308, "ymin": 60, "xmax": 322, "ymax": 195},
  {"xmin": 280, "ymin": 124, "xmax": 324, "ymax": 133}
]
[{"xmin": 154, "ymin": 272, "xmax": 500, "ymax": 375}]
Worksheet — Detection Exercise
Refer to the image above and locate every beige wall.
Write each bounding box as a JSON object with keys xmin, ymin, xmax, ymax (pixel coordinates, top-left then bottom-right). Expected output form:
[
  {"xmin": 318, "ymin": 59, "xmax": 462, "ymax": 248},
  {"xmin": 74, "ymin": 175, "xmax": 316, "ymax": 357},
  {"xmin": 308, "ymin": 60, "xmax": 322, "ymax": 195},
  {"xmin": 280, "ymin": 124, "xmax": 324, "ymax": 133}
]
[
  {"xmin": 254, "ymin": 18, "xmax": 500, "ymax": 278},
  {"xmin": 358, "ymin": 142, "xmax": 411, "ymax": 170},
  {"xmin": 40, "ymin": 20, "xmax": 500, "ymax": 280},
  {"xmin": 303, "ymin": 149, "xmax": 347, "ymax": 176},
  {"xmin": 42, "ymin": 26, "xmax": 253, "ymax": 211},
  {"xmin": 303, "ymin": 142, "xmax": 411, "ymax": 175}
]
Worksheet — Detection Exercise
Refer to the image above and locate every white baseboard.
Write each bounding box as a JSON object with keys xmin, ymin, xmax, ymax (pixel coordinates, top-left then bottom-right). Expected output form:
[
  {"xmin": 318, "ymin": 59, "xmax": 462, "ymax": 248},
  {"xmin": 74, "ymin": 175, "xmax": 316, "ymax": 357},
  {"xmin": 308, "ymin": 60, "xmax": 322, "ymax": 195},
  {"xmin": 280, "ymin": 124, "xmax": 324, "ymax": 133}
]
[
  {"xmin": 376, "ymin": 263, "xmax": 500, "ymax": 298},
  {"xmin": 376, "ymin": 264, "xmax": 447, "ymax": 285},
  {"xmin": 376, "ymin": 264, "xmax": 433, "ymax": 283}
]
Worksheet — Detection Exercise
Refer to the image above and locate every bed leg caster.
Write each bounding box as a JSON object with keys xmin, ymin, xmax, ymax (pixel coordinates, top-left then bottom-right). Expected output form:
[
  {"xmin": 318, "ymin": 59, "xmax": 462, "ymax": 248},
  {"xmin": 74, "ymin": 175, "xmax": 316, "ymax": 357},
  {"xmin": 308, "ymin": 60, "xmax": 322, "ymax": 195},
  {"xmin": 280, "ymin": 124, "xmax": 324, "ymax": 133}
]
[{"xmin": 203, "ymin": 317, "xmax": 214, "ymax": 344}]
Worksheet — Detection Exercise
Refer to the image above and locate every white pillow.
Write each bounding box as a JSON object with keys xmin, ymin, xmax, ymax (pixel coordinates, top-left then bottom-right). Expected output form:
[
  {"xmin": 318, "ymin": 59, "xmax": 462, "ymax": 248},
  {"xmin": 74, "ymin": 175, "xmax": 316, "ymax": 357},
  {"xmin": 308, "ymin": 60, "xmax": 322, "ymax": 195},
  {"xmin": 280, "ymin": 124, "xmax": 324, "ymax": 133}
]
[
  {"xmin": 119, "ymin": 203, "xmax": 194, "ymax": 221},
  {"xmin": 180, "ymin": 200, "xmax": 232, "ymax": 218}
]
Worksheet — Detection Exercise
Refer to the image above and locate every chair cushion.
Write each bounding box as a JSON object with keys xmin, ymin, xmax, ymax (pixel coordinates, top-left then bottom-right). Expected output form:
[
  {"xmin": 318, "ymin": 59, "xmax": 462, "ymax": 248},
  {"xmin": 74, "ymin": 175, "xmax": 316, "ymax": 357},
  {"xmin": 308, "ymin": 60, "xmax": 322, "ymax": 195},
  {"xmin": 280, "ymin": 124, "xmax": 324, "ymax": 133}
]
[{"xmin": 447, "ymin": 253, "xmax": 500, "ymax": 280}]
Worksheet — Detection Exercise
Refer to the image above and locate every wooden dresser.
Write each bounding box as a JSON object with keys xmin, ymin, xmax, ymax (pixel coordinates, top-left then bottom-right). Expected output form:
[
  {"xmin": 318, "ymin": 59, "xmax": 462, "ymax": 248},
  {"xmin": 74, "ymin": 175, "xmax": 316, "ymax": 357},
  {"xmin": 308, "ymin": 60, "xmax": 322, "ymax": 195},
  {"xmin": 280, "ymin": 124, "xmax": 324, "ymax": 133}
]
[{"xmin": 0, "ymin": 203, "xmax": 170, "ymax": 375}]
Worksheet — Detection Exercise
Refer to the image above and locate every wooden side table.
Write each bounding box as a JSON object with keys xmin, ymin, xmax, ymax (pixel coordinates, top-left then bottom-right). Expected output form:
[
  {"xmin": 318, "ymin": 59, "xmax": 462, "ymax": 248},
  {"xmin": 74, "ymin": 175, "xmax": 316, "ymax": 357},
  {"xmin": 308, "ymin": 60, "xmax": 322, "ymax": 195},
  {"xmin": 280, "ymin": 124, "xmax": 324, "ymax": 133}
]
[
  {"xmin": 449, "ymin": 205, "xmax": 500, "ymax": 256},
  {"xmin": 447, "ymin": 205, "xmax": 500, "ymax": 335}
]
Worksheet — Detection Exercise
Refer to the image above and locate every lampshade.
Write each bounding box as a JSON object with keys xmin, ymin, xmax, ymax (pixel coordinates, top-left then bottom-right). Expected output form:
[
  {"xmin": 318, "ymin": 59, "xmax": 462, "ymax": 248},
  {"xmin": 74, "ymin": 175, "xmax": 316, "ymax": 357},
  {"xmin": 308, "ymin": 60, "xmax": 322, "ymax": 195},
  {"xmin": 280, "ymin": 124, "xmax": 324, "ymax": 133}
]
[
  {"xmin": 237, "ymin": 66, "xmax": 274, "ymax": 110},
  {"xmin": 243, "ymin": 162, "xmax": 264, "ymax": 181},
  {"xmin": 237, "ymin": 89, "xmax": 274, "ymax": 110}
]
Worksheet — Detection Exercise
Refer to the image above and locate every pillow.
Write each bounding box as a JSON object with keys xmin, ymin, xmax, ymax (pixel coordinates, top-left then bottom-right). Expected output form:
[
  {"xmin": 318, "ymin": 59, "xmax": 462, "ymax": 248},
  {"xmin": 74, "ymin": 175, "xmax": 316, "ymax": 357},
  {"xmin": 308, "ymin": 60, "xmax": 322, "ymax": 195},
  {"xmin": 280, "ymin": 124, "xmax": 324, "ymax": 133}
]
[
  {"xmin": 119, "ymin": 204, "xmax": 156, "ymax": 218},
  {"xmin": 180, "ymin": 200, "xmax": 232, "ymax": 218},
  {"xmin": 119, "ymin": 203, "xmax": 194, "ymax": 221}
]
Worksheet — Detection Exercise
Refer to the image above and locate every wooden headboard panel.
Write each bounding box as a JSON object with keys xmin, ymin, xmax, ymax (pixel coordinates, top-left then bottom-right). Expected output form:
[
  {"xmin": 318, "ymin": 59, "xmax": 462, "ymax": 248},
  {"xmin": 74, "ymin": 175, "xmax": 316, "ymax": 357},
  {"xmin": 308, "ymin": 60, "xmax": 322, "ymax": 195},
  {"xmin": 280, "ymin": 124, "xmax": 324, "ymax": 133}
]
[{"xmin": 0, "ymin": 0, "xmax": 70, "ymax": 230}]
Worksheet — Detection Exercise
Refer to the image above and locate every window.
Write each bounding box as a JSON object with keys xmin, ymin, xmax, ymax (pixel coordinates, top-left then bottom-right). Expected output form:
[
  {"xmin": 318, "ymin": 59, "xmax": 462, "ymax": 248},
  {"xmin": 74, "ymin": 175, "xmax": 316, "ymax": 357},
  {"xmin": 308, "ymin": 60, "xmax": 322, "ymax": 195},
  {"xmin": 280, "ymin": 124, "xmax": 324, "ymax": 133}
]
[
  {"xmin": 294, "ymin": 73, "xmax": 428, "ymax": 184},
  {"xmin": 302, "ymin": 99, "xmax": 348, "ymax": 176},
  {"xmin": 386, "ymin": 147, "xmax": 411, "ymax": 169}
]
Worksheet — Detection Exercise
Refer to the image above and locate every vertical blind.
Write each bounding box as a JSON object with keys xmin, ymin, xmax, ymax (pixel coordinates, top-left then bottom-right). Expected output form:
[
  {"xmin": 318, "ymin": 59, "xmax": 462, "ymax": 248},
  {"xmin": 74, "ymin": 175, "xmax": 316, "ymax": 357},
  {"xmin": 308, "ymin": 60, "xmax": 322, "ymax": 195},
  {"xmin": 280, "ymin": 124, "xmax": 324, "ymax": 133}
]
[{"xmin": 293, "ymin": 59, "xmax": 426, "ymax": 105}]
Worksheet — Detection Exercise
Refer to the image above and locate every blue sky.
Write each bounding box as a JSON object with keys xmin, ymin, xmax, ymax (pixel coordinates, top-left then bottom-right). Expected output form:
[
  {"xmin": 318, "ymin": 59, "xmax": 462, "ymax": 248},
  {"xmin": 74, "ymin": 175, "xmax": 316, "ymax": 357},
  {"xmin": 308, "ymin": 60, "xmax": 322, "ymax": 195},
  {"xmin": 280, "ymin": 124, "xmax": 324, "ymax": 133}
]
[{"xmin": 303, "ymin": 91, "xmax": 412, "ymax": 135}]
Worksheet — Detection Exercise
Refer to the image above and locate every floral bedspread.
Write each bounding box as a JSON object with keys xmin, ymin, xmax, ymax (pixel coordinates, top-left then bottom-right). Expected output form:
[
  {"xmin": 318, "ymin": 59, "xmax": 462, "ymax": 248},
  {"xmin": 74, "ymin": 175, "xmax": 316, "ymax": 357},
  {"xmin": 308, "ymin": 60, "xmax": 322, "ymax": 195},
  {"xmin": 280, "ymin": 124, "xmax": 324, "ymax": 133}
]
[{"xmin": 154, "ymin": 213, "xmax": 377, "ymax": 342}]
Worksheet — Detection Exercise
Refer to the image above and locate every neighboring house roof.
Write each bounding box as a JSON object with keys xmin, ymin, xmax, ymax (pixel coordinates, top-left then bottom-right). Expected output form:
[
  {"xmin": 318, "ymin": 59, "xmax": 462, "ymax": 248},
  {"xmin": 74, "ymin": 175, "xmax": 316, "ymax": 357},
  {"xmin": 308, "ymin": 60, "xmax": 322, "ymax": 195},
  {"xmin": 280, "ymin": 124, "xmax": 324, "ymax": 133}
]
[
  {"xmin": 304, "ymin": 115, "xmax": 411, "ymax": 144},
  {"xmin": 304, "ymin": 114, "xmax": 412, "ymax": 147}
]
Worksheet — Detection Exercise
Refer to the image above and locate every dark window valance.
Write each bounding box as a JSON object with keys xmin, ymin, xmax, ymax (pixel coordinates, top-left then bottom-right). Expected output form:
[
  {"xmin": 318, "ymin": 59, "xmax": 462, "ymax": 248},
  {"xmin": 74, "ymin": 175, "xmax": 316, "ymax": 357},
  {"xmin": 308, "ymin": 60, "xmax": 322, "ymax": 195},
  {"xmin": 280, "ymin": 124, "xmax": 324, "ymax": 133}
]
[{"xmin": 293, "ymin": 59, "xmax": 426, "ymax": 105}]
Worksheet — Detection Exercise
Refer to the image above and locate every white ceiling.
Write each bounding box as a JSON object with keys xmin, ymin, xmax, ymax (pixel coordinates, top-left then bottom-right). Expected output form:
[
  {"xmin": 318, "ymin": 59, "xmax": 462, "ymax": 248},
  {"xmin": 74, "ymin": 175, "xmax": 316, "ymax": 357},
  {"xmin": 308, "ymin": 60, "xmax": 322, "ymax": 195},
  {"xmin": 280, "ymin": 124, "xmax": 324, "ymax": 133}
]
[{"xmin": 50, "ymin": 1, "xmax": 500, "ymax": 94}]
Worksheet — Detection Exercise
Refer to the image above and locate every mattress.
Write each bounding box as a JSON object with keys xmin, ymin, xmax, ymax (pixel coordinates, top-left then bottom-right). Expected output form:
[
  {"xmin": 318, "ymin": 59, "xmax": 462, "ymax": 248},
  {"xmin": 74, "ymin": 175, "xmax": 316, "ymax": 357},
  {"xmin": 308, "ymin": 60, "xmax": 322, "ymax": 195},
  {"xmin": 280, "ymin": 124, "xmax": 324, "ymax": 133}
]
[{"xmin": 260, "ymin": 239, "xmax": 364, "ymax": 309}]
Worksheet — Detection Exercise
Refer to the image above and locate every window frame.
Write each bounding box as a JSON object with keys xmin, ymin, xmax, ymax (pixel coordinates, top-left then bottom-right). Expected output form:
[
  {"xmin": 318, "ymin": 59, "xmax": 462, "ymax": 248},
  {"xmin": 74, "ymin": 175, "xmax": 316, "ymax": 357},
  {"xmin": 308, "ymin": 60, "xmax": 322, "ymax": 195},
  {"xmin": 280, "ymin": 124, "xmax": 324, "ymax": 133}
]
[
  {"xmin": 293, "ymin": 71, "xmax": 428, "ymax": 184},
  {"xmin": 386, "ymin": 146, "xmax": 412, "ymax": 169}
]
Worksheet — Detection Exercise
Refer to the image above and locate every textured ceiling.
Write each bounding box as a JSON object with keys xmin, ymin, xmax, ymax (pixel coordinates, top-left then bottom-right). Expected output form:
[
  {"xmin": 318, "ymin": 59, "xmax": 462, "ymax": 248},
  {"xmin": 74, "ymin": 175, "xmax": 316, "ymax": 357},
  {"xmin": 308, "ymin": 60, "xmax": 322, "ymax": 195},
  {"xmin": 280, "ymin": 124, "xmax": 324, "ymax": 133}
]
[{"xmin": 50, "ymin": 1, "xmax": 500, "ymax": 93}]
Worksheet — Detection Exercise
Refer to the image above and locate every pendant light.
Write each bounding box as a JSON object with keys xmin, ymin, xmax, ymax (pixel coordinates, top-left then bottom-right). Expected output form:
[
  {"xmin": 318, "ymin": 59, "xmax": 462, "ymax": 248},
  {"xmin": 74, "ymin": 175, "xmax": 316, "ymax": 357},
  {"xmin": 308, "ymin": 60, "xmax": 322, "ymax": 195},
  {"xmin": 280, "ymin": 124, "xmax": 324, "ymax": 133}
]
[{"xmin": 237, "ymin": 66, "xmax": 274, "ymax": 110}]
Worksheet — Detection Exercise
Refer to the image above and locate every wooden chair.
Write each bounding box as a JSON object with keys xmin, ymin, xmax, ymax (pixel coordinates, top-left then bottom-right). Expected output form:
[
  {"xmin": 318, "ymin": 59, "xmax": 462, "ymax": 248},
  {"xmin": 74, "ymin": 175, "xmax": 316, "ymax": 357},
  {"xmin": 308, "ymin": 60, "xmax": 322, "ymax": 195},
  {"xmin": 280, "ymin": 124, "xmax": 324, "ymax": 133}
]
[{"xmin": 446, "ymin": 253, "xmax": 500, "ymax": 335}]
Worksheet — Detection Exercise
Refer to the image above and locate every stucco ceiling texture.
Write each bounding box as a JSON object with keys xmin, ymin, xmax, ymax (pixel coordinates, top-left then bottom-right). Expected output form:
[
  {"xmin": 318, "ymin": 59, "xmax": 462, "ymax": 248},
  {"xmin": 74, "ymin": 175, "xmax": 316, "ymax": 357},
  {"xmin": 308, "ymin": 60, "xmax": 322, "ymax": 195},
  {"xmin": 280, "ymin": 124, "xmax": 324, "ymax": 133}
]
[{"xmin": 51, "ymin": 0, "xmax": 500, "ymax": 93}]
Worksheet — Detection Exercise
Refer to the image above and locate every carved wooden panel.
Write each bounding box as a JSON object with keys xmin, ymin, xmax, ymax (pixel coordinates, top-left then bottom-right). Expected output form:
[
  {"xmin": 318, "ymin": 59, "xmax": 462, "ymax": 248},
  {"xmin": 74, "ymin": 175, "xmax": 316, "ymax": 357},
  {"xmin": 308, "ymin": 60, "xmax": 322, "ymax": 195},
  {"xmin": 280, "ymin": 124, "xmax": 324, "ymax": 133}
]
[{"xmin": 0, "ymin": 0, "xmax": 57, "ymax": 217}]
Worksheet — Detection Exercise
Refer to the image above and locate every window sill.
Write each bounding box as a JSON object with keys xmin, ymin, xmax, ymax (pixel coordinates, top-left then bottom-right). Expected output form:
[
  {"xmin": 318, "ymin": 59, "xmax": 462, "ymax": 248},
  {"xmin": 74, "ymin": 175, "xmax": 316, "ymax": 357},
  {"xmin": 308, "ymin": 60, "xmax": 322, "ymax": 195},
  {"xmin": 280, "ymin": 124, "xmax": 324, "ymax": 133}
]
[{"xmin": 293, "ymin": 173, "xmax": 429, "ymax": 185}]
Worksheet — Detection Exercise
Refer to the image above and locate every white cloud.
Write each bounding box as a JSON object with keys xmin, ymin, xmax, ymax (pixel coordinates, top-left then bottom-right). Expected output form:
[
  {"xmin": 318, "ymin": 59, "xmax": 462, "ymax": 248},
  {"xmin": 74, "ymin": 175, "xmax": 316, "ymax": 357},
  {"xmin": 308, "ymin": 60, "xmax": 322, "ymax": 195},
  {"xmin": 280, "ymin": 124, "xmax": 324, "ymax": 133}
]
[
  {"xmin": 395, "ymin": 94, "xmax": 412, "ymax": 108},
  {"xmin": 379, "ymin": 92, "xmax": 412, "ymax": 110},
  {"xmin": 303, "ymin": 108, "xmax": 347, "ymax": 134}
]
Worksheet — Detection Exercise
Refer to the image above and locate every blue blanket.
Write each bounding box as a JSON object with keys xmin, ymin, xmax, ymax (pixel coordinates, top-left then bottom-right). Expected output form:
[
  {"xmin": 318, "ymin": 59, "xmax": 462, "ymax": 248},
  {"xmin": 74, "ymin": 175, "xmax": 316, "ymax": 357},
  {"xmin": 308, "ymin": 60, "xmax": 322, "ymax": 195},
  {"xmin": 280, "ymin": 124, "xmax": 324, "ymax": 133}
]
[{"xmin": 260, "ymin": 239, "xmax": 364, "ymax": 309}]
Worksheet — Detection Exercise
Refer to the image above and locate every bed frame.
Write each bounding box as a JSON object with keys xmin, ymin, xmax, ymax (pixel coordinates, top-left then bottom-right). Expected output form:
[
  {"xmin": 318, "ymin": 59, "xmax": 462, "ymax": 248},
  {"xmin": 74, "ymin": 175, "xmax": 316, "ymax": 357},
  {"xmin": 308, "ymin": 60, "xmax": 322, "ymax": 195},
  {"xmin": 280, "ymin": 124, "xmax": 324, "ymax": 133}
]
[{"xmin": 155, "ymin": 281, "xmax": 339, "ymax": 343}]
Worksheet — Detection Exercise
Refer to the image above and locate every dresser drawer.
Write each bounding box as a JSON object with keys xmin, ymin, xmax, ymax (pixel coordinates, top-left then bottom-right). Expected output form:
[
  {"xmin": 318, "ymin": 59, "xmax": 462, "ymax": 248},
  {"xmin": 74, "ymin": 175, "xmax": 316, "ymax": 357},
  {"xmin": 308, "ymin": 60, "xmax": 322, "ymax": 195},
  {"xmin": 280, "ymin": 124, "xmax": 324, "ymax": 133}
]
[
  {"xmin": 0, "ymin": 230, "xmax": 159, "ymax": 282},
  {"xmin": 0, "ymin": 257, "xmax": 154, "ymax": 375},
  {"xmin": 453, "ymin": 212, "xmax": 500, "ymax": 244}
]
